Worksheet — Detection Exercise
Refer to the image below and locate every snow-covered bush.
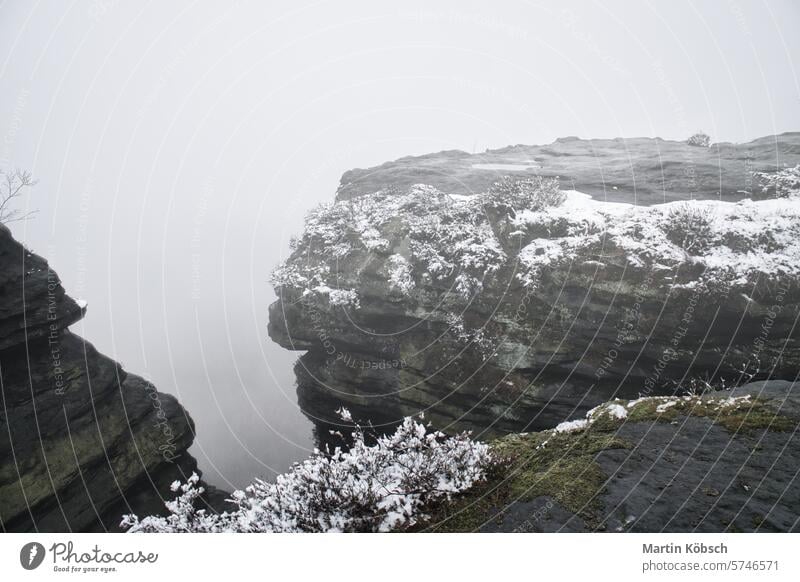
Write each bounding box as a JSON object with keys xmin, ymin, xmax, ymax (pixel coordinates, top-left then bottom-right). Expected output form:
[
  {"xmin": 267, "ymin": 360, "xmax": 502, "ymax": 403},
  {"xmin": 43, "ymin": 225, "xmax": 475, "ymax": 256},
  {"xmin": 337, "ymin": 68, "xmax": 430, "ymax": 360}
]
[
  {"xmin": 686, "ymin": 132, "xmax": 711, "ymax": 147},
  {"xmin": 754, "ymin": 165, "xmax": 800, "ymax": 199},
  {"xmin": 512, "ymin": 191, "xmax": 800, "ymax": 288},
  {"xmin": 663, "ymin": 202, "xmax": 715, "ymax": 254},
  {"xmin": 387, "ymin": 254, "xmax": 415, "ymax": 294},
  {"xmin": 271, "ymin": 184, "xmax": 507, "ymax": 302},
  {"xmin": 483, "ymin": 175, "xmax": 564, "ymax": 212},
  {"xmin": 275, "ymin": 181, "xmax": 800, "ymax": 302},
  {"xmin": 121, "ymin": 412, "xmax": 492, "ymax": 533}
]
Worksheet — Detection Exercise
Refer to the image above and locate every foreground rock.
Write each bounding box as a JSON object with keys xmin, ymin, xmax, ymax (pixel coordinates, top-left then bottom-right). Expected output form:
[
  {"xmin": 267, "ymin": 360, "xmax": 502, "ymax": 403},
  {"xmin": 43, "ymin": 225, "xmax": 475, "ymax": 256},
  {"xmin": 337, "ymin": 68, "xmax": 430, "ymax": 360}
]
[
  {"xmin": 0, "ymin": 225, "xmax": 226, "ymax": 532},
  {"xmin": 418, "ymin": 380, "xmax": 800, "ymax": 532},
  {"xmin": 269, "ymin": 135, "xmax": 800, "ymax": 436}
]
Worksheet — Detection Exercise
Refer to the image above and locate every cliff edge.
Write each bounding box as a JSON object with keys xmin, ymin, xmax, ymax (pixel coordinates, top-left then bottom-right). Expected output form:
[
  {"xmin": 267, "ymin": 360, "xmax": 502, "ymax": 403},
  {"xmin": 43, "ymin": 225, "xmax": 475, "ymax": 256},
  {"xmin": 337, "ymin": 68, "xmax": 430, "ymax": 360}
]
[{"xmin": 0, "ymin": 224, "xmax": 225, "ymax": 532}]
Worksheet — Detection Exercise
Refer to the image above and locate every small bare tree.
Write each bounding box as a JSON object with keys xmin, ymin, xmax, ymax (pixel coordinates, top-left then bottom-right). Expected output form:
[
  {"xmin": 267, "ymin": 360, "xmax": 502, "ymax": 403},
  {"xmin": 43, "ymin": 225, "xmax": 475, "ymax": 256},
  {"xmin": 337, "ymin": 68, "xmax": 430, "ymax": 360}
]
[
  {"xmin": 686, "ymin": 131, "xmax": 711, "ymax": 147},
  {"xmin": 0, "ymin": 169, "xmax": 37, "ymax": 224}
]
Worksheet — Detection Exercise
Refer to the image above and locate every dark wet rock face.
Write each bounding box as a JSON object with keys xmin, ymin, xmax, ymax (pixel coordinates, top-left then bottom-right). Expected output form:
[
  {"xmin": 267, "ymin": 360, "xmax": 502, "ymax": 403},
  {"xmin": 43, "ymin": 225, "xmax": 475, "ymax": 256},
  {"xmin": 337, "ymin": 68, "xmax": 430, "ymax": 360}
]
[
  {"xmin": 0, "ymin": 225, "xmax": 225, "ymax": 532},
  {"xmin": 440, "ymin": 381, "xmax": 800, "ymax": 533},
  {"xmin": 269, "ymin": 134, "xmax": 800, "ymax": 438}
]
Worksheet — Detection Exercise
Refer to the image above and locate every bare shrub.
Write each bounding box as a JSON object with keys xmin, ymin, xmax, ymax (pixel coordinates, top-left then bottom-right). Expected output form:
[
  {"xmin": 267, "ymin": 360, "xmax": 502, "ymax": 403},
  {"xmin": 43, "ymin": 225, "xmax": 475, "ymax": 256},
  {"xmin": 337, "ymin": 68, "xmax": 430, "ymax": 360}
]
[
  {"xmin": 122, "ymin": 412, "xmax": 492, "ymax": 533},
  {"xmin": 484, "ymin": 175, "xmax": 564, "ymax": 212},
  {"xmin": 664, "ymin": 203, "xmax": 715, "ymax": 254},
  {"xmin": 686, "ymin": 132, "xmax": 711, "ymax": 147},
  {"xmin": 0, "ymin": 169, "xmax": 37, "ymax": 224}
]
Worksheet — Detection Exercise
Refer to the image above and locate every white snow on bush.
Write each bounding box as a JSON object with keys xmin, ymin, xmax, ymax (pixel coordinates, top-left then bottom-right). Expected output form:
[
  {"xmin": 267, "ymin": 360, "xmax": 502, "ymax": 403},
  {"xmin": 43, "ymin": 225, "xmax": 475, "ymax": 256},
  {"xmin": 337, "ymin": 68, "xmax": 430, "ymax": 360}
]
[
  {"xmin": 387, "ymin": 254, "xmax": 415, "ymax": 294},
  {"xmin": 121, "ymin": 414, "xmax": 492, "ymax": 533},
  {"xmin": 514, "ymin": 190, "xmax": 800, "ymax": 287},
  {"xmin": 273, "ymin": 178, "xmax": 800, "ymax": 308},
  {"xmin": 599, "ymin": 403, "xmax": 628, "ymax": 420},
  {"xmin": 754, "ymin": 164, "xmax": 800, "ymax": 199},
  {"xmin": 328, "ymin": 288, "xmax": 360, "ymax": 308},
  {"xmin": 716, "ymin": 394, "xmax": 752, "ymax": 409},
  {"xmin": 302, "ymin": 284, "xmax": 360, "ymax": 308},
  {"xmin": 271, "ymin": 182, "xmax": 508, "ymax": 303},
  {"xmin": 554, "ymin": 418, "xmax": 588, "ymax": 433},
  {"xmin": 655, "ymin": 400, "xmax": 678, "ymax": 413},
  {"xmin": 560, "ymin": 400, "xmax": 630, "ymax": 427},
  {"xmin": 553, "ymin": 392, "xmax": 764, "ymax": 438}
]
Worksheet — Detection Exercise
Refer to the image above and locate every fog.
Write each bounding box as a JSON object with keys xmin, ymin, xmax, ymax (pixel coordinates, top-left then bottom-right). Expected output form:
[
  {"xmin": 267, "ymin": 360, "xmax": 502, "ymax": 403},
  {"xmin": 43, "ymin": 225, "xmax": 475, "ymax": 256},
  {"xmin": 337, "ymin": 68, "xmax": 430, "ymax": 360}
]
[{"xmin": 0, "ymin": 0, "xmax": 798, "ymax": 489}]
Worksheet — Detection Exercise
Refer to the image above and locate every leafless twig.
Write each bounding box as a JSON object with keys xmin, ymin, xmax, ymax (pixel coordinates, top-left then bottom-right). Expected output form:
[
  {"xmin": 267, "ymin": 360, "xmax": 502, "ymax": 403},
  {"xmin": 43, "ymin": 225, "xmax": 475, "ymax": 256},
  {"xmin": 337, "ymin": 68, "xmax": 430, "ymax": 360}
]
[{"xmin": 0, "ymin": 169, "xmax": 38, "ymax": 224}]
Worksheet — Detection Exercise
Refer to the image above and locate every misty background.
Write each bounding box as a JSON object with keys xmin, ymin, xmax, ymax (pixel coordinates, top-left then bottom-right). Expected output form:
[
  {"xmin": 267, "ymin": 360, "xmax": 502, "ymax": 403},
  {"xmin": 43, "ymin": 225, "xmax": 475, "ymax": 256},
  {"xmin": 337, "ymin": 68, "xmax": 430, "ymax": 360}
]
[{"xmin": 0, "ymin": 0, "xmax": 798, "ymax": 490}]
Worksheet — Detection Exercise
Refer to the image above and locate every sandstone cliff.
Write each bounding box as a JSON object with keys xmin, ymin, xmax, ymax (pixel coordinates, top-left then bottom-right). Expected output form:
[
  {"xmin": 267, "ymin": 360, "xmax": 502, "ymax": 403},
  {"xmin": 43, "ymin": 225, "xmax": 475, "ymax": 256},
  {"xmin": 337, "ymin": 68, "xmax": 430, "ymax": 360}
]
[
  {"xmin": 0, "ymin": 224, "xmax": 224, "ymax": 532},
  {"xmin": 269, "ymin": 134, "xmax": 800, "ymax": 436}
]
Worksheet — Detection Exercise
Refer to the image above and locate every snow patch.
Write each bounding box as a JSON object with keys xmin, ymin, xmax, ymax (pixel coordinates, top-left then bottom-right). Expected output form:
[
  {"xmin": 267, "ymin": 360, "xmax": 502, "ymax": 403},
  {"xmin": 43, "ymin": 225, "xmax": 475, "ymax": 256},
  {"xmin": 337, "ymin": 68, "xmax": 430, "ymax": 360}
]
[{"xmin": 555, "ymin": 419, "xmax": 589, "ymax": 433}]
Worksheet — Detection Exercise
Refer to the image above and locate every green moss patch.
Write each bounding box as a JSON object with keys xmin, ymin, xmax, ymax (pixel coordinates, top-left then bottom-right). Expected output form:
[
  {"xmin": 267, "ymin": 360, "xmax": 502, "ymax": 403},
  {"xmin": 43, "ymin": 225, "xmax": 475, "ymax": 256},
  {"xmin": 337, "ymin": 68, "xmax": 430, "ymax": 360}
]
[
  {"xmin": 415, "ymin": 392, "xmax": 796, "ymax": 532},
  {"xmin": 622, "ymin": 395, "xmax": 796, "ymax": 434},
  {"xmin": 415, "ymin": 430, "xmax": 630, "ymax": 532}
]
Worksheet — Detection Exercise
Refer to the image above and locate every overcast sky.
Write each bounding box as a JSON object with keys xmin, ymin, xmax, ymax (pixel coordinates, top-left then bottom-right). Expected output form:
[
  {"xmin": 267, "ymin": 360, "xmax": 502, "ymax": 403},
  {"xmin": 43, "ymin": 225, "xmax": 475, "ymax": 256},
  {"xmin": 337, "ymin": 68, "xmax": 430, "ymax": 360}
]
[{"xmin": 1, "ymin": 0, "xmax": 798, "ymax": 488}]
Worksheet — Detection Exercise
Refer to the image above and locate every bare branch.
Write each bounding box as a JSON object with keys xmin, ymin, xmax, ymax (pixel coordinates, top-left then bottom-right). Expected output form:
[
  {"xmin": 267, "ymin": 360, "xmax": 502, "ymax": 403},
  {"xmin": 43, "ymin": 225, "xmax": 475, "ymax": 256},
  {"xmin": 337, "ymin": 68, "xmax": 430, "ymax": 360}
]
[{"xmin": 0, "ymin": 169, "xmax": 38, "ymax": 224}]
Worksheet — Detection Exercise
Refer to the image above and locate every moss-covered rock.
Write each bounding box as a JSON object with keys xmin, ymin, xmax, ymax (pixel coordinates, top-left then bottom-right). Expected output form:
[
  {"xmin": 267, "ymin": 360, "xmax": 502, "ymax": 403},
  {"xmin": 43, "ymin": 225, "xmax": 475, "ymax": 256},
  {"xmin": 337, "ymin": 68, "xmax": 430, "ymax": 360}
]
[
  {"xmin": 0, "ymin": 226, "xmax": 226, "ymax": 531},
  {"xmin": 415, "ymin": 380, "xmax": 800, "ymax": 532}
]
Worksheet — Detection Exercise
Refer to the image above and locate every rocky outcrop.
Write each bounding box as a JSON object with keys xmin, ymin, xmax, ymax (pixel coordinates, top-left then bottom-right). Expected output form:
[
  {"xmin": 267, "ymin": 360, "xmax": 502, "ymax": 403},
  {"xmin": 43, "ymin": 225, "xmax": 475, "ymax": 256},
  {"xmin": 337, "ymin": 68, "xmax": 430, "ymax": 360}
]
[
  {"xmin": 0, "ymin": 224, "xmax": 226, "ymax": 532},
  {"xmin": 419, "ymin": 380, "xmax": 800, "ymax": 532},
  {"xmin": 336, "ymin": 133, "xmax": 800, "ymax": 203},
  {"xmin": 269, "ymin": 135, "xmax": 800, "ymax": 436}
]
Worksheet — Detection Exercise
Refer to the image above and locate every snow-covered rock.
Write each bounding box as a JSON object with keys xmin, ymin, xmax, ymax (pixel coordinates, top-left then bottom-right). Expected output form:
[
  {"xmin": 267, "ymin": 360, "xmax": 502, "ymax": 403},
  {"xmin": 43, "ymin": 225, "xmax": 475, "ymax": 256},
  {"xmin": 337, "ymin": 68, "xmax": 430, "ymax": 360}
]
[
  {"xmin": 0, "ymin": 225, "xmax": 223, "ymax": 531},
  {"xmin": 269, "ymin": 136, "xmax": 800, "ymax": 437}
]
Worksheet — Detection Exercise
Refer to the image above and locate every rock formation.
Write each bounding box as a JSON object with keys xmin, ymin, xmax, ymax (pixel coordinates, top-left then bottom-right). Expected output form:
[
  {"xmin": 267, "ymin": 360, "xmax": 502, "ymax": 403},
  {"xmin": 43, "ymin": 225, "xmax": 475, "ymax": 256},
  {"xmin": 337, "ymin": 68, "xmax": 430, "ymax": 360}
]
[
  {"xmin": 418, "ymin": 380, "xmax": 800, "ymax": 532},
  {"xmin": 0, "ymin": 224, "xmax": 225, "ymax": 532},
  {"xmin": 269, "ymin": 134, "xmax": 800, "ymax": 436},
  {"xmin": 336, "ymin": 133, "xmax": 800, "ymax": 203}
]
